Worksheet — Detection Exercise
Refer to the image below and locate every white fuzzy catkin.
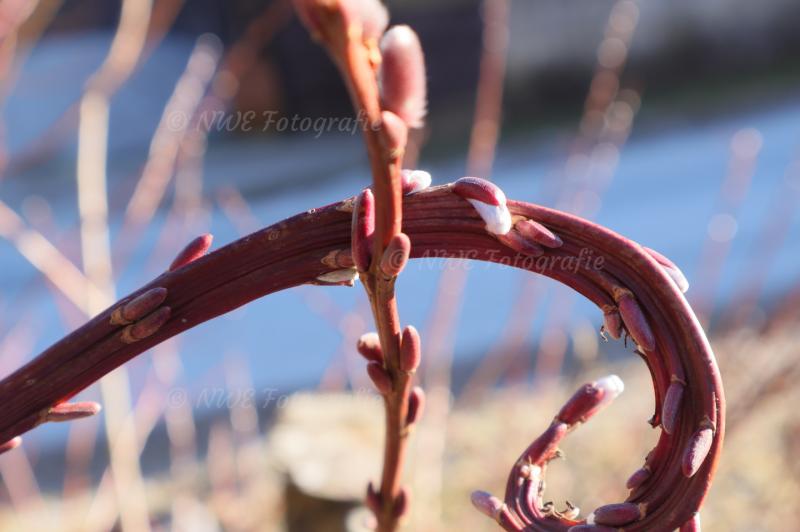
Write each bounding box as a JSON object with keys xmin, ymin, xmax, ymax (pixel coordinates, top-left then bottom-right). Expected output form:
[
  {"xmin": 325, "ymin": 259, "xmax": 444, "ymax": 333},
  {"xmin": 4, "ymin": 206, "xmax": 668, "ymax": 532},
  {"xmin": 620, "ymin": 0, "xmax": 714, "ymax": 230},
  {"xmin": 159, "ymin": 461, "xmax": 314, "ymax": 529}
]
[
  {"xmin": 401, "ymin": 169, "xmax": 432, "ymax": 193},
  {"xmin": 317, "ymin": 269, "xmax": 359, "ymax": 284},
  {"xmin": 466, "ymin": 199, "xmax": 513, "ymax": 235}
]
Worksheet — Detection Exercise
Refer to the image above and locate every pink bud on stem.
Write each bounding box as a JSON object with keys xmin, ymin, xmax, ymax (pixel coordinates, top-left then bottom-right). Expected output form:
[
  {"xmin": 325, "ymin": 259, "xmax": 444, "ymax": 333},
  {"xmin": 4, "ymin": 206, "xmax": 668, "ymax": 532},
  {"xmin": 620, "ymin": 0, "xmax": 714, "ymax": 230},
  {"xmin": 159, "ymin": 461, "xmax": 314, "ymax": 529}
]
[
  {"xmin": 357, "ymin": 332, "xmax": 384, "ymax": 363},
  {"xmin": 453, "ymin": 176, "xmax": 505, "ymax": 206},
  {"xmin": 399, "ymin": 325, "xmax": 421, "ymax": 373},
  {"xmin": 45, "ymin": 401, "xmax": 102, "ymax": 423},
  {"xmin": 557, "ymin": 382, "xmax": 606, "ymax": 425},
  {"xmin": 380, "ymin": 232, "xmax": 411, "ymax": 277},
  {"xmin": 591, "ymin": 502, "xmax": 643, "ymax": 526},
  {"xmin": 683, "ymin": 426, "xmax": 714, "ymax": 478},
  {"xmin": 393, "ymin": 486, "xmax": 409, "ymax": 518},
  {"xmin": 351, "ymin": 188, "xmax": 376, "ymax": 272},
  {"xmin": 583, "ymin": 375, "xmax": 624, "ymax": 420},
  {"xmin": 169, "ymin": 234, "xmax": 213, "ymax": 272},
  {"xmin": 379, "ymin": 25, "xmax": 427, "ymax": 128},
  {"xmin": 514, "ymin": 219, "xmax": 563, "ymax": 249},
  {"xmin": 111, "ymin": 287, "xmax": 168, "ymax": 325},
  {"xmin": 617, "ymin": 291, "xmax": 656, "ymax": 352},
  {"xmin": 405, "ymin": 386, "xmax": 425, "ymax": 426},
  {"xmin": 378, "ymin": 110, "xmax": 408, "ymax": 159},
  {"xmin": 662, "ymin": 379, "xmax": 685, "ymax": 435},
  {"xmin": 498, "ymin": 229, "xmax": 544, "ymax": 257},
  {"xmin": 366, "ymin": 361, "xmax": 392, "ymax": 395},
  {"xmin": 470, "ymin": 491, "xmax": 504, "ymax": 520},
  {"xmin": 121, "ymin": 307, "xmax": 172, "ymax": 344},
  {"xmin": 453, "ymin": 177, "xmax": 512, "ymax": 235},
  {"xmin": 626, "ymin": 466, "xmax": 651, "ymax": 490},
  {"xmin": 645, "ymin": 246, "xmax": 690, "ymax": 293}
]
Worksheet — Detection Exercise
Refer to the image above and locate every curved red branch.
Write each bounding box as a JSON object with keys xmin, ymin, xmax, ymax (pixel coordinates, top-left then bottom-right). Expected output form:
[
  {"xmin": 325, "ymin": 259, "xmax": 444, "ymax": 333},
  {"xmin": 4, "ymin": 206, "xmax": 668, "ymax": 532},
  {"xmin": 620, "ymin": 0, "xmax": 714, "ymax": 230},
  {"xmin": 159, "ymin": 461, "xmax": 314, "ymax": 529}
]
[{"xmin": 0, "ymin": 184, "xmax": 723, "ymax": 531}]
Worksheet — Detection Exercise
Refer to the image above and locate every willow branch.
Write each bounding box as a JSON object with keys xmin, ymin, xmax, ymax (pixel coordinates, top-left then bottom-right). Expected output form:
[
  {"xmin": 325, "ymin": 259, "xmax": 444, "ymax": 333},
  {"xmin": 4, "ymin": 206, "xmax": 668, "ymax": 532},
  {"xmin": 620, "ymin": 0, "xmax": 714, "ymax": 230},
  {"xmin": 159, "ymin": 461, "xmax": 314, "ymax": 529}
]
[{"xmin": 0, "ymin": 184, "xmax": 724, "ymax": 531}]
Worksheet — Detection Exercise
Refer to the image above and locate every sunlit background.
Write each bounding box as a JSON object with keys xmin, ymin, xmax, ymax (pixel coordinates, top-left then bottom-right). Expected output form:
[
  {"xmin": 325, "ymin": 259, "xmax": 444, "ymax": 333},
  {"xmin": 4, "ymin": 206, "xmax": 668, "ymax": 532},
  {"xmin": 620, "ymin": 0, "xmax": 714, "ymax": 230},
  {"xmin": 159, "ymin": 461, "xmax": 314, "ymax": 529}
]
[{"xmin": 1, "ymin": 0, "xmax": 799, "ymax": 530}]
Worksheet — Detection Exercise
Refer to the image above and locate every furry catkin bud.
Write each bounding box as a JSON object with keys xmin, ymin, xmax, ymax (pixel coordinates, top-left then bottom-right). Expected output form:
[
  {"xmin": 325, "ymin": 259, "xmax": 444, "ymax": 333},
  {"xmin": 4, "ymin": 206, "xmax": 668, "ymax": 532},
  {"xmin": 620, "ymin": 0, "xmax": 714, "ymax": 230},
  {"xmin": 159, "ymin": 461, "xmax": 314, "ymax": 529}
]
[
  {"xmin": 406, "ymin": 386, "xmax": 425, "ymax": 425},
  {"xmin": 683, "ymin": 427, "xmax": 714, "ymax": 478},
  {"xmin": 400, "ymin": 169, "xmax": 431, "ymax": 194},
  {"xmin": 111, "ymin": 287, "xmax": 168, "ymax": 325},
  {"xmin": 367, "ymin": 361, "xmax": 393, "ymax": 394},
  {"xmin": 617, "ymin": 292, "xmax": 656, "ymax": 352},
  {"xmin": 46, "ymin": 401, "xmax": 102, "ymax": 422},
  {"xmin": 453, "ymin": 177, "xmax": 512, "ymax": 235},
  {"xmin": 0, "ymin": 437, "xmax": 21, "ymax": 455},
  {"xmin": 557, "ymin": 382, "xmax": 606, "ymax": 425},
  {"xmin": 316, "ymin": 269, "xmax": 358, "ymax": 285},
  {"xmin": 356, "ymin": 332, "xmax": 383, "ymax": 363},
  {"xmin": 592, "ymin": 503, "xmax": 642, "ymax": 526},
  {"xmin": 514, "ymin": 219, "xmax": 563, "ymax": 248},
  {"xmin": 470, "ymin": 491, "xmax": 504, "ymax": 519},
  {"xmin": 592, "ymin": 374, "xmax": 624, "ymax": 413},
  {"xmin": 680, "ymin": 513, "xmax": 702, "ymax": 532},
  {"xmin": 399, "ymin": 325, "xmax": 421, "ymax": 372},
  {"xmin": 121, "ymin": 307, "xmax": 171, "ymax": 344},
  {"xmin": 661, "ymin": 379, "xmax": 684, "ymax": 435},
  {"xmin": 379, "ymin": 25, "xmax": 427, "ymax": 128},
  {"xmin": 380, "ymin": 233, "xmax": 411, "ymax": 277},
  {"xmin": 351, "ymin": 189, "xmax": 375, "ymax": 272},
  {"xmin": 378, "ymin": 110, "xmax": 408, "ymax": 159},
  {"xmin": 169, "ymin": 234, "xmax": 213, "ymax": 272}
]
